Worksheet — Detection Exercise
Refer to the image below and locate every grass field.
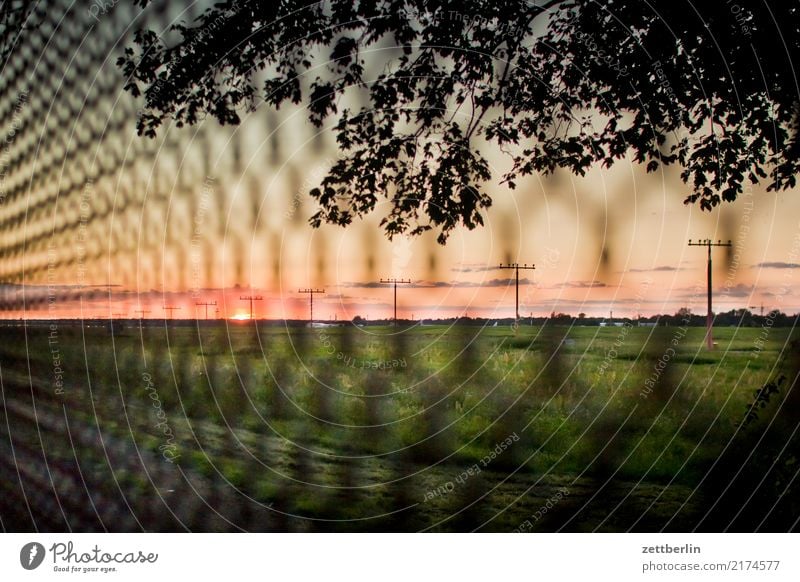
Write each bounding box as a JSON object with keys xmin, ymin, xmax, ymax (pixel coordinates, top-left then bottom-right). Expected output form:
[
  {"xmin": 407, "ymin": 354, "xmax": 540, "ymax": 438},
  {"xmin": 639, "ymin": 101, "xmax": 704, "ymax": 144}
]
[{"xmin": 1, "ymin": 321, "xmax": 798, "ymax": 531}]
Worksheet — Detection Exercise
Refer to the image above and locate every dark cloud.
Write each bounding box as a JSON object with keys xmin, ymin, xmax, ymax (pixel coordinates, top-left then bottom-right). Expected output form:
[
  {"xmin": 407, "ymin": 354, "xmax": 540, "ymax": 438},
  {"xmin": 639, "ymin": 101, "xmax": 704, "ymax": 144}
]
[
  {"xmin": 754, "ymin": 262, "xmax": 800, "ymax": 269},
  {"xmin": 537, "ymin": 298, "xmax": 624, "ymax": 307},
  {"xmin": 326, "ymin": 301, "xmax": 391, "ymax": 311},
  {"xmin": 673, "ymin": 283, "xmax": 755, "ymax": 299},
  {"xmin": 560, "ymin": 280, "xmax": 608, "ymax": 289},
  {"xmin": 339, "ymin": 281, "xmax": 410, "ymax": 289},
  {"xmin": 339, "ymin": 278, "xmax": 532, "ymax": 289},
  {"xmin": 1, "ymin": 283, "xmax": 125, "ymax": 302},
  {"xmin": 451, "ymin": 263, "xmax": 497, "ymax": 273},
  {"xmin": 627, "ymin": 265, "xmax": 682, "ymax": 273},
  {"xmin": 717, "ymin": 283, "xmax": 756, "ymax": 297},
  {"xmin": 458, "ymin": 278, "xmax": 534, "ymax": 288}
]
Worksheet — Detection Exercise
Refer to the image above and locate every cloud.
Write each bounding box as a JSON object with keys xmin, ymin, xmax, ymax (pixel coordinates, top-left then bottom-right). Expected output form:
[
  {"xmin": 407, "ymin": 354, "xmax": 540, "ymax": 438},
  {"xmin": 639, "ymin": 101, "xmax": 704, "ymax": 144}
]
[
  {"xmin": 717, "ymin": 283, "xmax": 756, "ymax": 297},
  {"xmin": 536, "ymin": 297, "xmax": 629, "ymax": 307},
  {"xmin": 328, "ymin": 301, "xmax": 391, "ymax": 311},
  {"xmin": 339, "ymin": 281, "xmax": 414, "ymax": 289},
  {"xmin": 673, "ymin": 283, "xmax": 755, "ymax": 299},
  {"xmin": 754, "ymin": 262, "xmax": 800, "ymax": 269},
  {"xmin": 627, "ymin": 265, "xmax": 682, "ymax": 273},
  {"xmin": 560, "ymin": 280, "xmax": 609, "ymax": 289},
  {"xmin": 339, "ymin": 278, "xmax": 533, "ymax": 289},
  {"xmin": 456, "ymin": 277, "xmax": 534, "ymax": 288},
  {"xmin": 451, "ymin": 263, "xmax": 497, "ymax": 273},
  {"xmin": 1, "ymin": 283, "xmax": 126, "ymax": 303}
]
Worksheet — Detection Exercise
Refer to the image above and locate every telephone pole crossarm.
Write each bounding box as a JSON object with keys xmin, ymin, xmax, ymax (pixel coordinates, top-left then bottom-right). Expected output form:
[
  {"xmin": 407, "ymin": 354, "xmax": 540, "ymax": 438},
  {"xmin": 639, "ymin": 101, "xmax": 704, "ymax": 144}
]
[
  {"xmin": 688, "ymin": 239, "xmax": 732, "ymax": 349},
  {"xmin": 239, "ymin": 295, "xmax": 264, "ymax": 321},
  {"xmin": 163, "ymin": 305, "xmax": 180, "ymax": 320},
  {"xmin": 496, "ymin": 263, "xmax": 536, "ymax": 322},
  {"xmin": 195, "ymin": 300, "xmax": 218, "ymax": 320},
  {"xmin": 379, "ymin": 278, "xmax": 411, "ymax": 325},
  {"xmin": 299, "ymin": 288, "xmax": 325, "ymax": 324}
]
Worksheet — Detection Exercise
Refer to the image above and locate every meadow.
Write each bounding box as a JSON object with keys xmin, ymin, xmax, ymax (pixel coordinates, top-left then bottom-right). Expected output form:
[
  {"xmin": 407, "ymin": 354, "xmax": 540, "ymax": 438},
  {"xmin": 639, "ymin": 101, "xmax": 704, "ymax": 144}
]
[{"xmin": 1, "ymin": 321, "xmax": 797, "ymax": 532}]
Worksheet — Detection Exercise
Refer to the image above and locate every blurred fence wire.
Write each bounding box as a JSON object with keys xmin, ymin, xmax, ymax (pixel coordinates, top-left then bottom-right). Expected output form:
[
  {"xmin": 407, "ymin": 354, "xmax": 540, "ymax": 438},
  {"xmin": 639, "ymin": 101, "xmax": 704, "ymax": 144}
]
[{"xmin": 0, "ymin": 1, "xmax": 798, "ymax": 533}]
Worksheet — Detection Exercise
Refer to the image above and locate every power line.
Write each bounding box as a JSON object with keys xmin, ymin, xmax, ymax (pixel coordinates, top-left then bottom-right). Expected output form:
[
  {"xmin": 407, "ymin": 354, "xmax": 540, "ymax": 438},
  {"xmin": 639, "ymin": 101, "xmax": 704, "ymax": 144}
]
[
  {"xmin": 688, "ymin": 238, "xmax": 732, "ymax": 349},
  {"xmin": 380, "ymin": 278, "xmax": 411, "ymax": 325},
  {"xmin": 196, "ymin": 300, "xmax": 217, "ymax": 320},
  {"xmin": 134, "ymin": 309, "xmax": 150, "ymax": 330},
  {"xmin": 299, "ymin": 288, "xmax": 324, "ymax": 324},
  {"xmin": 239, "ymin": 295, "xmax": 263, "ymax": 320},
  {"xmin": 163, "ymin": 305, "xmax": 180, "ymax": 319},
  {"xmin": 496, "ymin": 263, "xmax": 536, "ymax": 322}
]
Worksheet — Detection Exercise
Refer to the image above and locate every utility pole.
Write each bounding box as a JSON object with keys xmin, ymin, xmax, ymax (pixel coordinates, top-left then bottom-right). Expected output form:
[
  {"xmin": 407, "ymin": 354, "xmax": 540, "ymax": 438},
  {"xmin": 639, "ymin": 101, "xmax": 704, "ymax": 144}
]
[
  {"xmin": 688, "ymin": 239, "xmax": 732, "ymax": 349},
  {"xmin": 134, "ymin": 309, "xmax": 150, "ymax": 331},
  {"xmin": 379, "ymin": 278, "xmax": 411, "ymax": 325},
  {"xmin": 299, "ymin": 288, "xmax": 325, "ymax": 324},
  {"xmin": 239, "ymin": 295, "xmax": 263, "ymax": 320},
  {"xmin": 496, "ymin": 263, "xmax": 536, "ymax": 323},
  {"xmin": 163, "ymin": 305, "xmax": 180, "ymax": 319},
  {"xmin": 196, "ymin": 300, "xmax": 217, "ymax": 320}
]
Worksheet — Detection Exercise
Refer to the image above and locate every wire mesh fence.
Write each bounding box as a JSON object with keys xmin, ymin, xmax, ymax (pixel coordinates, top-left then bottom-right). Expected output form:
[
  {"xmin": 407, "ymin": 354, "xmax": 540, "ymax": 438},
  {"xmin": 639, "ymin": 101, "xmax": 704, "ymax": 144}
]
[{"xmin": 0, "ymin": 1, "xmax": 799, "ymax": 532}]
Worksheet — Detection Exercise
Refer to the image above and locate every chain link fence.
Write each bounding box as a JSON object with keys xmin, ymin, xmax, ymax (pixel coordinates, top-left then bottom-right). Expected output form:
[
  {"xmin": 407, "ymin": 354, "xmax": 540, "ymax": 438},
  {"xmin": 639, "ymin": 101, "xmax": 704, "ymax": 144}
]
[{"xmin": 1, "ymin": 1, "xmax": 798, "ymax": 532}]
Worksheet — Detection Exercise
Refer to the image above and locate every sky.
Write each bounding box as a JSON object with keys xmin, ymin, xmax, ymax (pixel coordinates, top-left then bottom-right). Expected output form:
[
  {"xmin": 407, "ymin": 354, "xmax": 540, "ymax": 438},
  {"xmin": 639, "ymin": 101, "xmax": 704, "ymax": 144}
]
[
  {"xmin": 3, "ymin": 4, "xmax": 800, "ymax": 322},
  {"xmin": 7, "ymin": 145, "xmax": 800, "ymax": 321}
]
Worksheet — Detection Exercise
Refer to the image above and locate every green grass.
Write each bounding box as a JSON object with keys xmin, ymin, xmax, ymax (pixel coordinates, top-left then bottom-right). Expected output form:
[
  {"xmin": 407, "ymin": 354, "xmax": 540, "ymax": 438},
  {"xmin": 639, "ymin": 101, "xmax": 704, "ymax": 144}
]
[{"xmin": 2, "ymin": 321, "xmax": 796, "ymax": 530}]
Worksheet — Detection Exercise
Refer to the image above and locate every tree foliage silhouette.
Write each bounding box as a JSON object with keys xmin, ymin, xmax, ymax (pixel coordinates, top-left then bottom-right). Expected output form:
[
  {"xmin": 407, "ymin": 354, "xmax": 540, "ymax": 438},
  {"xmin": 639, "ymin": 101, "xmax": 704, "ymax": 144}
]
[{"xmin": 120, "ymin": 0, "xmax": 800, "ymax": 243}]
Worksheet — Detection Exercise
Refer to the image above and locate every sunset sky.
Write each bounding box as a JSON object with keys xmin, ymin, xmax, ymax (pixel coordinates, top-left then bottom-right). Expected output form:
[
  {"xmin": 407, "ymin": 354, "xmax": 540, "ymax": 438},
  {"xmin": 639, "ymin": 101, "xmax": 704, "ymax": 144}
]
[
  {"xmin": 7, "ymin": 139, "xmax": 800, "ymax": 321},
  {"xmin": 2, "ymin": 3, "xmax": 799, "ymax": 322}
]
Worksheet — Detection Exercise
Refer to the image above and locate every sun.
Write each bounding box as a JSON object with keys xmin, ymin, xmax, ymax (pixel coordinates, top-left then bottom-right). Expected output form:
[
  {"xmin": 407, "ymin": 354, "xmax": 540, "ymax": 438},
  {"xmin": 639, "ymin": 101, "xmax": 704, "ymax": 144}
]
[{"xmin": 229, "ymin": 312, "xmax": 250, "ymax": 321}]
